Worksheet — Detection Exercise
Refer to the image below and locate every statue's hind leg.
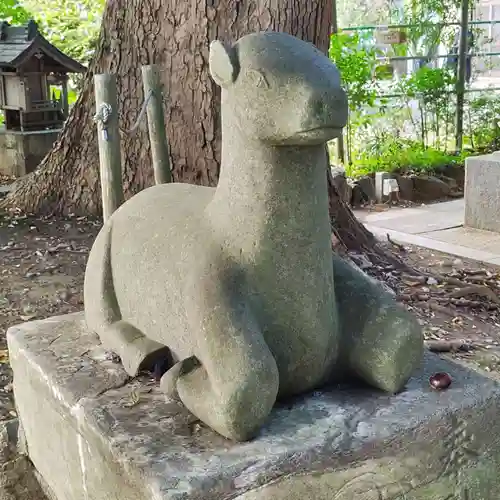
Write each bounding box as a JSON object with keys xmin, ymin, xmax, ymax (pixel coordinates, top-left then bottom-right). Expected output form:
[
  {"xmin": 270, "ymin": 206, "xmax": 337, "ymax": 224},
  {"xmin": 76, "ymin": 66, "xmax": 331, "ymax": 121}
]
[
  {"xmin": 160, "ymin": 265, "xmax": 280, "ymax": 442},
  {"xmin": 84, "ymin": 222, "xmax": 171, "ymax": 377},
  {"xmin": 331, "ymin": 254, "xmax": 424, "ymax": 394},
  {"xmin": 99, "ymin": 320, "xmax": 172, "ymax": 377}
]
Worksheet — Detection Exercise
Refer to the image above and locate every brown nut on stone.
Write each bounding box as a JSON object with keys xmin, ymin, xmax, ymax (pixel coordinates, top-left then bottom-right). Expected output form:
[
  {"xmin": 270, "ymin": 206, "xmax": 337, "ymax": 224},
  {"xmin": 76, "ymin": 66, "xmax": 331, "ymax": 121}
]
[{"xmin": 429, "ymin": 372, "xmax": 452, "ymax": 390}]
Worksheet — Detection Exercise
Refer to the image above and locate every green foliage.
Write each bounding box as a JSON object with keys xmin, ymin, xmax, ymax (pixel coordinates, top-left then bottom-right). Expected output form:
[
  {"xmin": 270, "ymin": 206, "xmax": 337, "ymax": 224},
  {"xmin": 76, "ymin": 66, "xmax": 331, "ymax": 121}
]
[
  {"xmin": 0, "ymin": 0, "xmax": 30, "ymax": 24},
  {"xmin": 403, "ymin": 0, "xmax": 462, "ymax": 59},
  {"xmin": 331, "ymin": 0, "xmax": 495, "ymax": 177},
  {"xmin": 329, "ymin": 31, "xmax": 381, "ymax": 112},
  {"xmin": 347, "ymin": 139, "xmax": 468, "ymax": 178},
  {"xmin": 20, "ymin": 0, "xmax": 105, "ymax": 65},
  {"xmin": 465, "ymin": 94, "xmax": 500, "ymax": 152},
  {"xmin": 50, "ymin": 87, "xmax": 78, "ymax": 106},
  {"xmin": 401, "ymin": 66, "xmax": 455, "ymax": 103},
  {"xmin": 396, "ymin": 66, "xmax": 456, "ymax": 149}
]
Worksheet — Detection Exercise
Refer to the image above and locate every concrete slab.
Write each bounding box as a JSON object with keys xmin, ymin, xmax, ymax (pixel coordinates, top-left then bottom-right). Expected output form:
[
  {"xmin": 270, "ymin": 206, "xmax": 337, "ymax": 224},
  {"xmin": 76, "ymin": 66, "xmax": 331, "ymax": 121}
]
[
  {"xmin": 367, "ymin": 213, "xmax": 461, "ymax": 235},
  {"xmin": 465, "ymin": 154, "xmax": 500, "ymax": 232},
  {"xmin": 7, "ymin": 313, "xmax": 500, "ymax": 500},
  {"xmin": 422, "ymin": 227, "xmax": 500, "ymax": 252},
  {"xmin": 356, "ymin": 199, "xmax": 464, "ymax": 224},
  {"xmin": 366, "ymin": 225, "xmax": 500, "ymax": 265},
  {"xmin": 355, "ymin": 199, "xmax": 500, "ymax": 266},
  {"xmin": 356, "ymin": 200, "xmax": 464, "ymax": 234}
]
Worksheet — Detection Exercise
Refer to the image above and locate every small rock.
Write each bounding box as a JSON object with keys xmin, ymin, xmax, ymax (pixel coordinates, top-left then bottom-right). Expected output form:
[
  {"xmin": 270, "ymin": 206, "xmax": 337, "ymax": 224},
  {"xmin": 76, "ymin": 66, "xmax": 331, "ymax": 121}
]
[
  {"xmin": 426, "ymin": 277, "xmax": 438, "ymax": 285},
  {"xmin": 350, "ymin": 182, "xmax": 369, "ymax": 206},
  {"xmin": 356, "ymin": 175, "xmax": 376, "ymax": 201},
  {"xmin": 413, "ymin": 175, "xmax": 451, "ymax": 201},
  {"xmin": 393, "ymin": 174, "xmax": 414, "ymax": 201},
  {"xmin": 20, "ymin": 314, "xmax": 36, "ymax": 321},
  {"xmin": 330, "ymin": 167, "xmax": 351, "ymax": 203}
]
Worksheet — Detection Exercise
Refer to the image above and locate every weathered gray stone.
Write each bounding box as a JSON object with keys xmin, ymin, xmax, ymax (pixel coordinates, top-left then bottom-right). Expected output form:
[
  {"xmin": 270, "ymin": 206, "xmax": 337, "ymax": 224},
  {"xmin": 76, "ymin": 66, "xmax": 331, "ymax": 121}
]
[
  {"xmin": 356, "ymin": 175, "xmax": 376, "ymax": 201},
  {"xmin": 413, "ymin": 175, "xmax": 451, "ymax": 201},
  {"xmin": 349, "ymin": 180, "xmax": 367, "ymax": 206},
  {"xmin": 331, "ymin": 255, "xmax": 421, "ymax": 389},
  {"xmin": 0, "ymin": 419, "xmax": 48, "ymax": 500},
  {"xmin": 330, "ymin": 167, "xmax": 351, "ymax": 203},
  {"xmin": 465, "ymin": 153, "xmax": 500, "ymax": 232},
  {"xmin": 393, "ymin": 174, "xmax": 414, "ymax": 201},
  {"xmin": 84, "ymin": 31, "xmax": 348, "ymax": 442},
  {"xmin": 0, "ymin": 129, "xmax": 60, "ymax": 178},
  {"xmin": 7, "ymin": 313, "xmax": 500, "ymax": 500},
  {"xmin": 84, "ymin": 31, "xmax": 422, "ymax": 442}
]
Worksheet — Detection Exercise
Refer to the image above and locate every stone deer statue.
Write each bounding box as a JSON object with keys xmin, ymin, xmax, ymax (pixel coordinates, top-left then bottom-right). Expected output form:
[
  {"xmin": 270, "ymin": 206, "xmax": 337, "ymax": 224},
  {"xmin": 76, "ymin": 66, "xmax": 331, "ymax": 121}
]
[{"xmin": 84, "ymin": 31, "xmax": 423, "ymax": 442}]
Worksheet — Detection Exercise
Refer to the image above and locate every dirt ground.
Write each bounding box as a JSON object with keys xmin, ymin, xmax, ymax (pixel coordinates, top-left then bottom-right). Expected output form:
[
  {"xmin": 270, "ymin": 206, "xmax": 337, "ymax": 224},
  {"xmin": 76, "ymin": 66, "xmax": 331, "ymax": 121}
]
[{"xmin": 1, "ymin": 208, "xmax": 499, "ymax": 426}]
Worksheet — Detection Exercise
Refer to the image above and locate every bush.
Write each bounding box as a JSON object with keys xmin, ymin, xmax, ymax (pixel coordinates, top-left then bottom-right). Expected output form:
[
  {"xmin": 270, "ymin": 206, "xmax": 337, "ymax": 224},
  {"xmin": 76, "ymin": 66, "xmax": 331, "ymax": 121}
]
[{"xmin": 346, "ymin": 139, "xmax": 470, "ymax": 178}]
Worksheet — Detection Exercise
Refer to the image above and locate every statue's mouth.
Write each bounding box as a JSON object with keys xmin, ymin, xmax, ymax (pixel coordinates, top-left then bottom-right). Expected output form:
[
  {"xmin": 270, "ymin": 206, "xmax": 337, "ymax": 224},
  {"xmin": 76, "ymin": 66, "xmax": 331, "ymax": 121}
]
[
  {"xmin": 294, "ymin": 127, "xmax": 343, "ymax": 142},
  {"xmin": 299, "ymin": 126, "xmax": 342, "ymax": 133},
  {"xmin": 271, "ymin": 127, "xmax": 344, "ymax": 146}
]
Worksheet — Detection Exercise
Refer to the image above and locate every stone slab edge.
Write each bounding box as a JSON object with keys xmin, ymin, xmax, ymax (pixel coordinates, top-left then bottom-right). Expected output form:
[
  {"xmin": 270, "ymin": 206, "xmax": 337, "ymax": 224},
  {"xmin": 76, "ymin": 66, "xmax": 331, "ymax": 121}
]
[
  {"xmin": 7, "ymin": 313, "xmax": 500, "ymax": 500},
  {"xmin": 366, "ymin": 224, "xmax": 500, "ymax": 267}
]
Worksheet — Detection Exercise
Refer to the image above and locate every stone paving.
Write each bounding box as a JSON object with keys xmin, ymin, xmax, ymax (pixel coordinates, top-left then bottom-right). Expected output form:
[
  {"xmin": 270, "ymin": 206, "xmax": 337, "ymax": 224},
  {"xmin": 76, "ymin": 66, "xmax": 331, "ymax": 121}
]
[{"xmin": 355, "ymin": 198, "xmax": 500, "ymax": 266}]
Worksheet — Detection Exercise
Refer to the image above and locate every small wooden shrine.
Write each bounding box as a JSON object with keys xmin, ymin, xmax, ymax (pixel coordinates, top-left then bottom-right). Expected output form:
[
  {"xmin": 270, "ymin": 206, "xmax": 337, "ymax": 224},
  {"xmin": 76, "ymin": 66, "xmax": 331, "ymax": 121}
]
[{"xmin": 0, "ymin": 19, "xmax": 86, "ymax": 131}]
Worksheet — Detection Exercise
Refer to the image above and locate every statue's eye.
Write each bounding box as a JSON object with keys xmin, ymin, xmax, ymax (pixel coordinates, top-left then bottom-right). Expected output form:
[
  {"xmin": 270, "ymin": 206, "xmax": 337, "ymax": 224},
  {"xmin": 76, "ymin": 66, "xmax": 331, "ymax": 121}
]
[{"xmin": 248, "ymin": 69, "xmax": 270, "ymax": 89}]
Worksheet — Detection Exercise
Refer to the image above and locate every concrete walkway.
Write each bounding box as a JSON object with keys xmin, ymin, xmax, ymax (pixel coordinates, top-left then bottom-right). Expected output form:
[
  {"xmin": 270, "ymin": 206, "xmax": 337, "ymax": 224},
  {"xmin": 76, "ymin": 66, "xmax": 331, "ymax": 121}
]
[{"xmin": 354, "ymin": 199, "xmax": 500, "ymax": 266}]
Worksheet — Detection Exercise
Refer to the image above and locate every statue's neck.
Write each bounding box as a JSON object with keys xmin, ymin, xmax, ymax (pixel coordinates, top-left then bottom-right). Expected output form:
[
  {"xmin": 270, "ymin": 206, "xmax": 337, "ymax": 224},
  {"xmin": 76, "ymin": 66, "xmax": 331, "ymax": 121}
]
[{"xmin": 212, "ymin": 111, "xmax": 329, "ymax": 214}]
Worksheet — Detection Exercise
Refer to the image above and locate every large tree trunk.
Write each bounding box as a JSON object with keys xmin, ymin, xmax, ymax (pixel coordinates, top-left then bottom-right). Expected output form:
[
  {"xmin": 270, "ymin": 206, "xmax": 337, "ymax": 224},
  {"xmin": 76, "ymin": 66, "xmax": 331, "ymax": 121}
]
[{"xmin": 0, "ymin": 0, "xmax": 373, "ymax": 254}]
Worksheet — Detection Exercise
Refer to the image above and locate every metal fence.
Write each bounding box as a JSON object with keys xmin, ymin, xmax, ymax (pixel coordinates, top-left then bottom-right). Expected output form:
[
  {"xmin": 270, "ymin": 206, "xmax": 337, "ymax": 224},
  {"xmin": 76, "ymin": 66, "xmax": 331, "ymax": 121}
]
[{"xmin": 332, "ymin": 0, "xmax": 500, "ymax": 159}]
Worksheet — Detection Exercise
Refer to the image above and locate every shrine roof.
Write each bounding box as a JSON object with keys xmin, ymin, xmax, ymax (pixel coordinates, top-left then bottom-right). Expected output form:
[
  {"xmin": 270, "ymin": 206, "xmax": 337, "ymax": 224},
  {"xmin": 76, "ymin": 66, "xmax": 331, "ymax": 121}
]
[{"xmin": 0, "ymin": 20, "xmax": 86, "ymax": 73}]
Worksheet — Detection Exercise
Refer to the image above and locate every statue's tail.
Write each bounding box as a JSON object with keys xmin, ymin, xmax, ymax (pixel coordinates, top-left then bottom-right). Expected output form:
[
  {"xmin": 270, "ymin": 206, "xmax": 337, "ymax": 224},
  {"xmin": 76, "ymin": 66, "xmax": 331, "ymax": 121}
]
[{"xmin": 84, "ymin": 221, "xmax": 121, "ymax": 333}]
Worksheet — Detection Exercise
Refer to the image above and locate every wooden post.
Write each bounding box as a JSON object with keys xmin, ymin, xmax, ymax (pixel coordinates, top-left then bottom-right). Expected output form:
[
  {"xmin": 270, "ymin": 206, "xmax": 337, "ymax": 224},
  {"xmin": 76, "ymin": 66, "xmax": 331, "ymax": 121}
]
[
  {"xmin": 94, "ymin": 73, "xmax": 124, "ymax": 221},
  {"xmin": 455, "ymin": 0, "xmax": 470, "ymax": 151},
  {"xmin": 331, "ymin": 0, "xmax": 345, "ymax": 165},
  {"xmin": 141, "ymin": 65, "xmax": 172, "ymax": 184},
  {"xmin": 61, "ymin": 76, "xmax": 69, "ymax": 118}
]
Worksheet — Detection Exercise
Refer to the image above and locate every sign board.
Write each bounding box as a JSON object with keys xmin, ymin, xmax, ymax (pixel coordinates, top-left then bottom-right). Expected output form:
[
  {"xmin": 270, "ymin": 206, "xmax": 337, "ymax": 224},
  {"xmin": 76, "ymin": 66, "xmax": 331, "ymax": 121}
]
[{"xmin": 375, "ymin": 29, "xmax": 406, "ymax": 45}]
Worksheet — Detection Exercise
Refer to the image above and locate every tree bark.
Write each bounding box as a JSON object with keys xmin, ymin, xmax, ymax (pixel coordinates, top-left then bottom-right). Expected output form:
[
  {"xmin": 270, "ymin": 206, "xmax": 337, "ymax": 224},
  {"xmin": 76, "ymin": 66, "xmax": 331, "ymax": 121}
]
[{"xmin": 0, "ymin": 0, "xmax": 374, "ymax": 256}]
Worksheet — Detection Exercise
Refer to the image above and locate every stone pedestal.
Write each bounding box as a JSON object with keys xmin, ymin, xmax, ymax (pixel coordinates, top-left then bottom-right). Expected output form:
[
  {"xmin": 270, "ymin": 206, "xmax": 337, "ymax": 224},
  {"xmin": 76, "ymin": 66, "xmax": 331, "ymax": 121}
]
[
  {"xmin": 465, "ymin": 153, "xmax": 500, "ymax": 233},
  {"xmin": 7, "ymin": 313, "xmax": 500, "ymax": 499},
  {"xmin": 0, "ymin": 128, "xmax": 61, "ymax": 178}
]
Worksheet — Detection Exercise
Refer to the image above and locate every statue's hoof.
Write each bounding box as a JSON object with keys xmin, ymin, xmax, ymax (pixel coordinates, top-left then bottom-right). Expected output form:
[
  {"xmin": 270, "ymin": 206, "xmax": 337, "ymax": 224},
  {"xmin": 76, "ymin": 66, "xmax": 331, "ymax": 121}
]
[
  {"xmin": 121, "ymin": 337, "xmax": 172, "ymax": 377},
  {"xmin": 160, "ymin": 356, "xmax": 200, "ymax": 400},
  {"xmin": 350, "ymin": 303, "xmax": 424, "ymax": 394}
]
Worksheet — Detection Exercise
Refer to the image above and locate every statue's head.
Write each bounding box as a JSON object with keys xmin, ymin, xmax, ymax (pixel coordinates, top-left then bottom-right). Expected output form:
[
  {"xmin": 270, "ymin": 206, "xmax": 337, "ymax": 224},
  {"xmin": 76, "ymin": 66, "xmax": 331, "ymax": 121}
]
[{"xmin": 209, "ymin": 31, "xmax": 348, "ymax": 146}]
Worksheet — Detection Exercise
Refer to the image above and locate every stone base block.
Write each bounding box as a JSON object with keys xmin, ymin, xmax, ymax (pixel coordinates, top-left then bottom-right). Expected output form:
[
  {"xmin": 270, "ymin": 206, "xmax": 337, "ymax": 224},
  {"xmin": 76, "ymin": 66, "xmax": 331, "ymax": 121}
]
[
  {"xmin": 7, "ymin": 313, "xmax": 500, "ymax": 500},
  {"xmin": 465, "ymin": 153, "xmax": 500, "ymax": 232},
  {"xmin": 0, "ymin": 129, "xmax": 61, "ymax": 178}
]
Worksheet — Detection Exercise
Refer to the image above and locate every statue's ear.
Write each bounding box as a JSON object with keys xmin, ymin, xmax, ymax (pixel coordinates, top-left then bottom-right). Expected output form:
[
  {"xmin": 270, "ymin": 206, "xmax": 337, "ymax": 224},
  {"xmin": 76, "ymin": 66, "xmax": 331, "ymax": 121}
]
[{"xmin": 209, "ymin": 40, "xmax": 238, "ymax": 88}]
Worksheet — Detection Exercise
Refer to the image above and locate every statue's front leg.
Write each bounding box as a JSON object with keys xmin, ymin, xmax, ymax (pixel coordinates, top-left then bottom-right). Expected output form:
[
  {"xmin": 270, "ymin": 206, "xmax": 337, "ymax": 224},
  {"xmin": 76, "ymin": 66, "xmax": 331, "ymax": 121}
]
[
  {"xmin": 160, "ymin": 266, "xmax": 280, "ymax": 442},
  {"xmin": 331, "ymin": 254, "xmax": 424, "ymax": 394}
]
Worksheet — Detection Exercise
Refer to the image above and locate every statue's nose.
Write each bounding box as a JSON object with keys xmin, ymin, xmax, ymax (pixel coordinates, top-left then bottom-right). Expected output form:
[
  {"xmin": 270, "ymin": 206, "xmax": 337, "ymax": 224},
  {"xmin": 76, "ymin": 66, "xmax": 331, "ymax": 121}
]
[{"xmin": 308, "ymin": 89, "xmax": 348, "ymax": 126}]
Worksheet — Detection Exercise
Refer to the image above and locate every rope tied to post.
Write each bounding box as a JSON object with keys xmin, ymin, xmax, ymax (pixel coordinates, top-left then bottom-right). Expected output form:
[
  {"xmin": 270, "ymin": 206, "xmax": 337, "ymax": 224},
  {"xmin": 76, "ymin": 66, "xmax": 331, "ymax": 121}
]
[
  {"xmin": 120, "ymin": 89, "xmax": 154, "ymax": 135},
  {"xmin": 93, "ymin": 103, "xmax": 113, "ymax": 141},
  {"xmin": 92, "ymin": 90, "xmax": 157, "ymax": 137},
  {"xmin": 93, "ymin": 102, "xmax": 112, "ymax": 127}
]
